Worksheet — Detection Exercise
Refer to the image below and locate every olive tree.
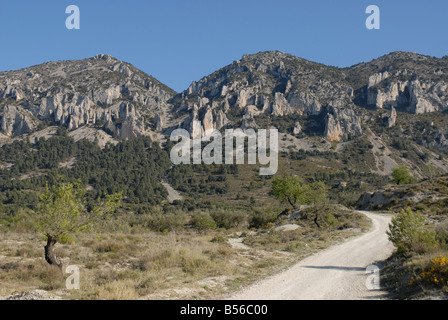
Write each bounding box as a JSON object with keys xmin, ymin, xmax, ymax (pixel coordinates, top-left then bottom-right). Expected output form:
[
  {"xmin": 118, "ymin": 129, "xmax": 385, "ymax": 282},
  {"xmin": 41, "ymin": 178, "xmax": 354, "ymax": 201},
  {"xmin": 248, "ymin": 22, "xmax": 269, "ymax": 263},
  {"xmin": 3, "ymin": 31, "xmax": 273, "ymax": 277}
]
[
  {"xmin": 271, "ymin": 175, "xmax": 309, "ymax": 210},
  {"xmin": 304, "ymin": 181, "xmax": 329, "ymax": 228},
  {"xmin": 272, "ymin": 176, "xmax": 329, "ymax": 228},
  {"xmin": 35, "ymin": 181, "xmax": 122, "ymax": 271}
]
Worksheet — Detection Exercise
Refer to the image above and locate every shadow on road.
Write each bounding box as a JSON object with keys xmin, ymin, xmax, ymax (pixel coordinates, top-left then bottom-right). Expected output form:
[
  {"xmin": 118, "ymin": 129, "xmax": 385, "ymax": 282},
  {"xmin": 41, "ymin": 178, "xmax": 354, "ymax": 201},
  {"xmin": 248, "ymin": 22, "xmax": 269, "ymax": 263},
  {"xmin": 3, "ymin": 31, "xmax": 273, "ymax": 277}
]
[{"xmin": 302, "ymin": 265, "xmax": 365, "ymax": 271}]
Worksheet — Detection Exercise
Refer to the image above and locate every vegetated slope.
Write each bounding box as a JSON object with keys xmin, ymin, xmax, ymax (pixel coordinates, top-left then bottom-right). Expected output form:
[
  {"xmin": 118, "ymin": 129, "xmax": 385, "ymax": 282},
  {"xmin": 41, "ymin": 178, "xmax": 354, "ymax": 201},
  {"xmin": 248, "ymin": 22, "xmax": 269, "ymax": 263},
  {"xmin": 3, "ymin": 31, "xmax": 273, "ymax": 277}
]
[
  {"xmin": 0, "ymin": 132, "xmax": 172, "ymax": 215},
  {"xmin": 358, "ymin": 176, "xmax": 448, "ymax": 299},
  {"xmin": 1, "ymin": 51, "xmax": 448, "ymax": 207},
  {"xmin": 357, "ymin": 176, "xmax": 448, "ymax": 221},
  {"xmin": 164, "ymin": 50, "xmax": 448, "ymax": 196}
]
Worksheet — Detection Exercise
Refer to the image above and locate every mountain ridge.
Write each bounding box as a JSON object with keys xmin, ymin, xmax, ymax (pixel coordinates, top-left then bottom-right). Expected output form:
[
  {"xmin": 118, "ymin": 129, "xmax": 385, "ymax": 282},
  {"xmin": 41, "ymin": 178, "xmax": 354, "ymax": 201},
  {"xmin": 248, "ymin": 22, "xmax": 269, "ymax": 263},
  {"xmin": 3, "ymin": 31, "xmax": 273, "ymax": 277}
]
[{"xmin": 1, "ymin": 50, "xmax": 447, "ymax": 148}]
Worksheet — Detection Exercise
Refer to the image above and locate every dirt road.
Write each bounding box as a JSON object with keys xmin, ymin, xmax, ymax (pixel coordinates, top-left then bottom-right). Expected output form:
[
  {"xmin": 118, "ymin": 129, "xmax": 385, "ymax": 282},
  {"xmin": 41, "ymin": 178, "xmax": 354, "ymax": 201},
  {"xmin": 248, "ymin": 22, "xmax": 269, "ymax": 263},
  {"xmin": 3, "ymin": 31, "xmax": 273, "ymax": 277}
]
[{"xmin": 228, "ymin": 212, "xmax": 394, "ymax": 300}]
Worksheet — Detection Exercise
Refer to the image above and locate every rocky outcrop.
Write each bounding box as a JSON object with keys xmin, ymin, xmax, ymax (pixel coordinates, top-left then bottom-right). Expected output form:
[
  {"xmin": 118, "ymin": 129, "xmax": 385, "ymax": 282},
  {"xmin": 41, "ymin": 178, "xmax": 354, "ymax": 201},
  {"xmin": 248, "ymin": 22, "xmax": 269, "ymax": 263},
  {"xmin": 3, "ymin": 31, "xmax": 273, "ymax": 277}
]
[
  {"xmin": 170, "ymin": 51, "xmax": 363, "ymax": 141},
  {"xmin": 0, "ymin": 54, "xmax": 176, "ymax": 138},
  {"xmin": 388, "ymin": 107, "xmax": 397, "ymax": 128},
  {"xmin": 3, "ymin": 290, "xmax": 61, "ymax": 300},
  {"xmin": 0, "ymin": 105, "xmax": 37, "ymax": 136},
  {"xmin": 364, "ymin": 63, "xmax": 448, "ymax": 114},
  {"xmin": 367, "ymin": 79, "xmax": 448, "ymax": 114},
  {"xmin": 293, "ymin": 121, "xmax": 302, "ymax": 135},
  {"xmin": 241, "ymin": 111, "xmax": 257, "ymax": 130},
  {"xmin": 324, "ymin": 113, "xmax": 342, "ymax": 142},
  {"xmin": 181, "ymin": 106, "xmax": 229, "ymax": 137},
  {"xmin": 324, "ymin": 106, "xmax": 362, "ymax": 142},
  {"xmin": 356, "ymin": 179, "xmax": 448, "ymax": 211},
  {"xmin": 356, "ymin": 190, "xmax": 396, "ymax": 210},
  {"xmin": 368, "ymin": 71, "xmax": 390, "ymax": 87}
]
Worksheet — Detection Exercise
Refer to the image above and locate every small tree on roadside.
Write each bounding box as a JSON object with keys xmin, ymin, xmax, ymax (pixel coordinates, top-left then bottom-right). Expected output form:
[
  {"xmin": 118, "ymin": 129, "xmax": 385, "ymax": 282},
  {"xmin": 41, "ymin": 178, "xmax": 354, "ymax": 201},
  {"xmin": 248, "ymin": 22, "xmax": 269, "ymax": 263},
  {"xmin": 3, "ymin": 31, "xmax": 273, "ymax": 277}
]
[
  {"xmin": 387, "ymin": 208, "xmax": 436, "ymax": 255},
  {"xmin": 304, "ymin": 181, "xmax": 330, "ymax": 228},
  {"xmin": 35, "ymin": 181, "xmax": 122, "ymax": 271}
]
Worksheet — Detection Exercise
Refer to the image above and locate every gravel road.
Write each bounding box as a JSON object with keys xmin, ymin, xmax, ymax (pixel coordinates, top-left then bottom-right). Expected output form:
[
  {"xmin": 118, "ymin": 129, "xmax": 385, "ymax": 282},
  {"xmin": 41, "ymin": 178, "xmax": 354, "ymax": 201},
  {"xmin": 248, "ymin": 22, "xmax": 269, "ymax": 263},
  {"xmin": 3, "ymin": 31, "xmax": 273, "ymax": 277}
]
[{"xmin": 228, "ymin": 212, "xmax": 394, "ymax": 300}]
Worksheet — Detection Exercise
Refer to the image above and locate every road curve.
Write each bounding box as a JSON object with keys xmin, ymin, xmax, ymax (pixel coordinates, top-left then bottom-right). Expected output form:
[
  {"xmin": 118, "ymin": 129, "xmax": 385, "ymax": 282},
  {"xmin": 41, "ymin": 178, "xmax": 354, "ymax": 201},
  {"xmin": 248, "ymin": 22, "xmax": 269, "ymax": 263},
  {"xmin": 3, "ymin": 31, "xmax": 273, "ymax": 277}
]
[{"xmin": 227, "ymin": 212, "xmax": 394, "ymax": 300}]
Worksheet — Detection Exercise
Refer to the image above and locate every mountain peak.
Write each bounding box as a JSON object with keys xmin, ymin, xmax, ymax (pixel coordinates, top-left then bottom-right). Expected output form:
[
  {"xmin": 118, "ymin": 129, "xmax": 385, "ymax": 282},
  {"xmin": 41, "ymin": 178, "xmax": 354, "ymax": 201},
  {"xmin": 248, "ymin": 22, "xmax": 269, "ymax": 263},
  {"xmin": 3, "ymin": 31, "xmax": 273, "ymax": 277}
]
[{"xmin": 91, "ymin": 54, "xmax": 120, "ymax": 63}]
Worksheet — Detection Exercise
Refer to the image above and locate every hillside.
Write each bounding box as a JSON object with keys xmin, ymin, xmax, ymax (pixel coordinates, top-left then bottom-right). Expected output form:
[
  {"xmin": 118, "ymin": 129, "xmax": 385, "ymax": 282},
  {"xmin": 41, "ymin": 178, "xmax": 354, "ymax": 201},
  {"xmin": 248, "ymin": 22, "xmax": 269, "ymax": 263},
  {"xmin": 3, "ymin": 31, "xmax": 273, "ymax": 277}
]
[
  {"xmin": 1, "ymin": 51, "xmax": 448, "ymax": 209},
  {"xmin": 1, "ymin": 51, "xmax": 448, "ymax": 300},
  {"xmin": 0, "ymin": 54, "xmax": 176, "ymax": 142}
]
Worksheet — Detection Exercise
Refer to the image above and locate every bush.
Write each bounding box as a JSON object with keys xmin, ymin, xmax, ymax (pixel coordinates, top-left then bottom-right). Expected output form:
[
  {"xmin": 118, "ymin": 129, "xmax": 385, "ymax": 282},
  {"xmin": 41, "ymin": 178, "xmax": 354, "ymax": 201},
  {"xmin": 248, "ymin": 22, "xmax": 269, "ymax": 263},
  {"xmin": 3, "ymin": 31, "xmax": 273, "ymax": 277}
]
[
  {"xmin": 210, "ymin": 209, "xmax": 247, "ymax": 229},
  {"xmin": 145, "ymin": 212, "xmax": 186, "ymax": 233},
  {"xmin": 249, "ymin": 209, "xmax": 277, "ymax": 229},
  {"xmin": 190, "ymin": 211, "xmax": 217, "ymax": 232},
  {"xmin": 323, "ymin": 213, "xmax": 339, "ymax": 228},
  {"xmin": 419, "ymin": 256, "xmax": 448, "ymax": 288},
  {"xmin": 387, "ymin": 208, "xmax": 437, "ymax": 255},
  {"xmin": 435, "ymin": 222, "xmax": 448, "ymax": 250},
  {"xmin": 210, "ymin": 235, "xmax": 227, "ymax": 243}
]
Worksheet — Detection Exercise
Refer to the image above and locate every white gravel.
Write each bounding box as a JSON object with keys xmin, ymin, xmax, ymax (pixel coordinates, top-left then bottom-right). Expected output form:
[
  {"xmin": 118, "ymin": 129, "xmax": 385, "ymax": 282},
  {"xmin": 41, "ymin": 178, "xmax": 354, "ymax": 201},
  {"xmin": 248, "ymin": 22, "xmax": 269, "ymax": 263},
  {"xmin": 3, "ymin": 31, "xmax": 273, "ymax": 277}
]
[{"xmin": 227, "ymin": 212, "xmax": 394, "ymax": 300}]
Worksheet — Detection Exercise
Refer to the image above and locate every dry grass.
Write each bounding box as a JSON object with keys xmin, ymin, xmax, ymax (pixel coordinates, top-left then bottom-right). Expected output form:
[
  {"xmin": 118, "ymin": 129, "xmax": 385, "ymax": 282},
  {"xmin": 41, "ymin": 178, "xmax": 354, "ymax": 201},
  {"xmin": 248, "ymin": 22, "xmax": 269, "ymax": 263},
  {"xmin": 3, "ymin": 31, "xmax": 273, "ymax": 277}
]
[{"xmin": 0, "ymin": 210, "xmax": 370, "ymax": 300}]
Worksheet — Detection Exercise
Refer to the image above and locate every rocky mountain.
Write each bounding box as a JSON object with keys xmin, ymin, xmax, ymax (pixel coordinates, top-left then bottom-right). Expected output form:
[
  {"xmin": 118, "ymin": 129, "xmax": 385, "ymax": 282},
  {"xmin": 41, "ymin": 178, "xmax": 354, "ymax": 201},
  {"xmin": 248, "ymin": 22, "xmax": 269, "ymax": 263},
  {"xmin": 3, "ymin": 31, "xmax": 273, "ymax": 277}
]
[
  {"xmin": 168, "ymin": 51, "xmax": 362, "ymax": 141},
  {"xmin": 1, "ymin": 50, "xmax": 448, "ymax": 215},
  {"xmin": 1, "ymin": 50, "xmax": 448, "ymax": 152},
  {"xmin": 0, "ymin": 54, "xmax": 176, "ymax": 141},
  {"xmin": 349, "ymin": 51, "xmax": 448, "ymax": 114},
  {"xmin": 167, "ymin": 51, "xmax": 448, "ymax": 144}
]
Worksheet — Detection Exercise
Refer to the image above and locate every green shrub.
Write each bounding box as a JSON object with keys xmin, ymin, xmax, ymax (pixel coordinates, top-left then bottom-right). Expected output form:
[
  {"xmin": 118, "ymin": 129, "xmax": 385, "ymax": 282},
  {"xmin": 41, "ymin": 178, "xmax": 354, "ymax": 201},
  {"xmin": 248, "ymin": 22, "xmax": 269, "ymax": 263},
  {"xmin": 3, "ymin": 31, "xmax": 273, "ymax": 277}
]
[
  {"xmin": 210, "ymin": 209, "xmax": 247, "ymax": 229},
  {"xmin": 210, "ymin": 235, "xmax": 227, "ymax": 243},
  {"xmin": 435, "ymin": 222, "xmax": 448, "ymax": 250},
  {"xmin": 145, "ymin": 212, "xmax": 186, "ymax": 232},
  {"xmin": 190, "ymin": 211, "xmax": 217, "ymax": 232},
  {"xmin": 249, "ymin": 209, "xmax": 277, "ymax": 229},
  {"xmin": 387, "ymin": 208, "xmax": 437, "ymax": 255},
  {"xmin": 419, "ymin": 256, "xmax": 448, "ymax": 288},
  {"xmin": 323, "ymin": 213, "xmax": 339, "ymax": 228},
  {"xmin": 392, "ymin": 166, "xmax": 415, "ymax": 185}
]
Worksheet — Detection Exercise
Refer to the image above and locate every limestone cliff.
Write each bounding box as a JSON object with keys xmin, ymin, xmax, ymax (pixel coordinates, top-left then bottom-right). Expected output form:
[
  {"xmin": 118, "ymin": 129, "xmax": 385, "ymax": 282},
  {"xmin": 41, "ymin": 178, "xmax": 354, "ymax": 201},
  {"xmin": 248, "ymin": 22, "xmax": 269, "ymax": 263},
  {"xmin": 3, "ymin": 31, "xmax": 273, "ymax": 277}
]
[{"xmin": 0, "ymin": 54, "xmax": 176, "ymax": 139}]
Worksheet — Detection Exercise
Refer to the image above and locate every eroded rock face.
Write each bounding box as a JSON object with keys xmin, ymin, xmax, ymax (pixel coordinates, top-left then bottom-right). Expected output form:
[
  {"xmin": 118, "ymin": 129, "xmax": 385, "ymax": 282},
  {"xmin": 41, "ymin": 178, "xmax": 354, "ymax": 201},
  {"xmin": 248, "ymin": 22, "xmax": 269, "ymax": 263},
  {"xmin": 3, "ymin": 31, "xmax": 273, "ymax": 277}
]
[
  {"xmin": 170, "ymin": 51, "xmax": 363, "ymax": 141},
  {"xmin": 367, "ymin": 78, "xmax": 448, "ymax": 114},
  {"xmin": 181, "ymin": 106, "xmax": 229, "ymax": 137},
  {"xmin": 0, "ymin": 104, "xmax": 37, "ymax": 136},
  {"xmin": 0, "ymin": 54, "xmax": 176, "ymax": 138},
  {"xmin": 2, "ymin": 50, "xmax": 448, "ymax": 145},
  {"xmin": 358, "ymin": 52, "xmax": 448, "ymax": 115},
  {"xmin": 324, "ymin": 113, "xmax": 342, "ymax": 142},
  {"xmin": 388, "ymin": 107, "xmax": 397, "ymax": 128}
]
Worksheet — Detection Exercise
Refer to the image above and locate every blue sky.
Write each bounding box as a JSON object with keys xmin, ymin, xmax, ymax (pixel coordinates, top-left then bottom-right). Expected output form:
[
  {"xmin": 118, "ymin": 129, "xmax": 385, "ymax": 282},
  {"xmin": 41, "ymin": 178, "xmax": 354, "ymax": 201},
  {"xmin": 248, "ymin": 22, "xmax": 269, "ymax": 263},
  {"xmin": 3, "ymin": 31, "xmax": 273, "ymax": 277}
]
[{"xmin": 0, "ymin": 0, "xmax": 447, "ymax": 92}]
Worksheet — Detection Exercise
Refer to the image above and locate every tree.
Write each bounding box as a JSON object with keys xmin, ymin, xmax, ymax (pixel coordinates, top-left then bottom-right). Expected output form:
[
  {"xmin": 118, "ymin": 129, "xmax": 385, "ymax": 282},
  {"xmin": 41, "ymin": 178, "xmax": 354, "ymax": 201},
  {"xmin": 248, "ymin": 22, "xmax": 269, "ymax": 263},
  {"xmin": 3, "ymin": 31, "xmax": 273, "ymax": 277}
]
[
  {"xmin": 272, "ymin": 176, "xmax": 330, "ymax": 227},
  {"xmin": 392, "ymin": 165, "xmax": 414, "ymax": 185},
  {"xmin": 303, "ymin": 181, "xmax": 329, "ymax": 228},
  {"xmin": 271, "ymin": 175, "xmax": 309, "ymax": 210},
  {"xmin": 35, "ymin": 181, "xmax": 122, "ymax": 271}
]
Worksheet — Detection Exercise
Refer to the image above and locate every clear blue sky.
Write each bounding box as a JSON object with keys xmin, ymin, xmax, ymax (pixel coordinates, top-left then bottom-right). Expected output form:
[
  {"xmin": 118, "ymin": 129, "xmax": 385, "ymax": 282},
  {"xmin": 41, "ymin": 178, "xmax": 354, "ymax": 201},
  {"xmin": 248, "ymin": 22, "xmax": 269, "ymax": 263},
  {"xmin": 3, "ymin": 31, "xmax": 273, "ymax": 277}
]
[{"xmin": 0, "ymin": 0, "xmax": 447, "ymax": 92}]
